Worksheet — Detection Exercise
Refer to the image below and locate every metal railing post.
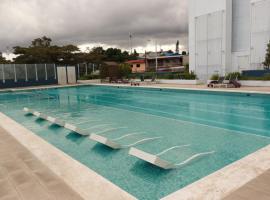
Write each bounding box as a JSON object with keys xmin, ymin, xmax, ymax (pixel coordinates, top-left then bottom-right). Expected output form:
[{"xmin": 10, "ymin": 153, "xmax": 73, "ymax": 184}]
[
  {"xmin": 45, "ymin": 64, "xmax": 48, "ymax": 80},
  {"xmin": 25, "ymin": 64, "xmax": 28, "ymax": 81},
  {"xmin": 14, "ymin": 64, "xmax": 17, "ymax": 82},
  {"xmin": 35, "ymin": 64, "xmax": 38, "ymax": 81},
  {"xmin": 85, "ymin": 63, "xmax": 88, "ymax": 75},
  {"xmin": 2, "ymin": 64, "xmax": 4, "ymax": 83},
  {"xmin": 77, "ymin": 64, "xmax": 80, "ymax": 78}
]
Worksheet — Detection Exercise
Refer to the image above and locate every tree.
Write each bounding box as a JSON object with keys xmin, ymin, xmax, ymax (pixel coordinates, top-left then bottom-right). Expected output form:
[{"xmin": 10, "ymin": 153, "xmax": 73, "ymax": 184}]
[
  {"xmin": 104, "ymin": 48, "xmax": 132, "ymax": 62},
  {"xmin": 263, "ymin": 41, "xmax": 270, "ymax": 69},
  {"xmin": 84, "ymin": 47, "xmax": 106, "ymax": 64},
  {"xmin": 12, "ymin": 36, "xmax": 139, "ymax": 65},
  {"xmin": 31, "ymin": 36, "xmax": 52, "ymax": 47},
  {"xmin": 129, "ymin": 49, "xmax": 139, "ymax": 60},
  {"xmin": 118, "ymin": 63, "xmax": 132, "ymax": 78},
  {"xmin": 0, "ymin": 52, "xmax": 9, "ymax": 64},
  {"xmin": 13, "ymin": 37, "xmax": 80, "ymax": 64}
]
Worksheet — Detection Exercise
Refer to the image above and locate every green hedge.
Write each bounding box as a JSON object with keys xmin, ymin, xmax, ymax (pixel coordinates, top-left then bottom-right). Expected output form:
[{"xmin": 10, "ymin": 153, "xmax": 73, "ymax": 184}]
[
  {"xmin": 210, "ymin": 72, "xmax": 270, "ymax": 81},
  {"xmin": 79, "ymin": 74, "xmax": 100, "ymax": 80},
  {"xmin": 130, "ymin": 72, "xmax": 197, "ymax": 80}
]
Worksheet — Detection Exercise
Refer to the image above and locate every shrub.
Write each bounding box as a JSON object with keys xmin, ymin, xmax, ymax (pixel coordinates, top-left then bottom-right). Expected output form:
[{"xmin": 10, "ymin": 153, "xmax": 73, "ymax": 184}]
[
  {"xmin": 226, "ymin": 72, "xmax": 241, "ymax": 80},
  {"xmin": 181, "ymin": 71, "xmax": 197, "ymax": 80},
  {"xmin": 210, "ymin": 74, "xmax": 220, "ymax": 80},
  {"xmin": 262, "ymin": 73, "xmax": 270, "ymax": 80},
  {"xmin": 79, "ymin": 74, "xmax": 100, "ymax": 80},
  {"xmin": 240, "ymin": 74, "xmax": 270, "ymax": 81},
  {"xmin": 263, "ymin": 41, "xmax": 270, "ymax": 69},
  {"xmin": 118, "ymin": 63, "xmax": 132, "ymax": 78},
  {"xmin": 131, "ymin": 71, "xmax": 197, "ymax": 80}
]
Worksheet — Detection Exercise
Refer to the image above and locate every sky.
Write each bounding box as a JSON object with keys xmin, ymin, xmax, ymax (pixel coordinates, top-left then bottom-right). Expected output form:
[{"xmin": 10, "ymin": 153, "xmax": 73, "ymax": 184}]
[{"xmin": 0, "ymin": 0, "xmax": 188, "ymax": 58}]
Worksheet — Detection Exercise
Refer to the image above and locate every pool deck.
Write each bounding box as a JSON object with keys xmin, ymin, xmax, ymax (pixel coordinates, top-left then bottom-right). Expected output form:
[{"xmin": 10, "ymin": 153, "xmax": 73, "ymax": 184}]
[
  {"xmin": 0, "ymin": 126, "xmax": 83, "ymax": 200},
  {"xmin": 0, "ymin": 82, "xmax": 270, "ymax": 200},
  {"xmin": 0, "ymin": 113, "xmax": 136, "ymax": 200},
  {"xmin": 153, "ymin": 83, "xmax": 270, "ymax": 93},
  {"xmin": 224, "ymin": 169, "xmax": 270, "ymax": 200}
]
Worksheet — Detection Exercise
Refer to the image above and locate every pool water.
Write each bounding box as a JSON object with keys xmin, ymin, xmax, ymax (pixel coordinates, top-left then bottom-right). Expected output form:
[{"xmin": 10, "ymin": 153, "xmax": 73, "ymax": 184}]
[{"xmin": 0, "ymin": 85, "xmax": 270, "ymax": 200}]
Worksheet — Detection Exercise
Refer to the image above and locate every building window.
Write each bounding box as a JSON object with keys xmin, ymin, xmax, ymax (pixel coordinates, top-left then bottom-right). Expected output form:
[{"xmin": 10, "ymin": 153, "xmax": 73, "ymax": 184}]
[{"xmin": 136, "ymin": 64, "xmax": 140, "ymax": 68}]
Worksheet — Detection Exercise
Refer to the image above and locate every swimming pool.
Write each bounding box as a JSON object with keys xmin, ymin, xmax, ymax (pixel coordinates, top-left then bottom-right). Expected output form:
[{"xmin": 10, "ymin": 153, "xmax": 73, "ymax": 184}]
[{"xmin": 0, "ymin": 85, "xmax": 270, "ymax": 200}]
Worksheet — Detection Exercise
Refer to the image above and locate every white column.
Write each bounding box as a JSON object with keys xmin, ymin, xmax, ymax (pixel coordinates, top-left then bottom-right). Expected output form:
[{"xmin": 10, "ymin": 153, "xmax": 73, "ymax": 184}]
[{"xmin": 155, "ymin": 40, "xmax": 158, "ymax": 72}]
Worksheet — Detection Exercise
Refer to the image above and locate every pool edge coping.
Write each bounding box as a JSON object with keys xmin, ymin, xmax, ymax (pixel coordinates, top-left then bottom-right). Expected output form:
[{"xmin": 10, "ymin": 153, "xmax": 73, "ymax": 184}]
[
  {"xmin": 0, "ymin": 112, "xmax": 136, "ymax": 200},
  {"xmin": 161, "ymin": 144, "xmax": 270, "ymax": 200},
  {"xmin": 1, "ymin": 82, "xmax": 270, "ymax": 95},
  {"xmin": 85, "ymin": 82, "xmax": 270, "ymax": 95}
]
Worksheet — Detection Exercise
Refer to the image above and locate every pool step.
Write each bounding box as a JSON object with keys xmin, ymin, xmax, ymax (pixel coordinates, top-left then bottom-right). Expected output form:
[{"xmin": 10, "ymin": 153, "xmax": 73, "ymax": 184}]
[
  {"xmin": 89, "ymin": 133, "xmax": 161, "ymax": 150},
  {"xmin": 23, "ymin": 107, "xmax": 89, "ymax": 136},
  {"xmin": 129, "ymin": 146, "xmax": 215, "ymax": 170}
]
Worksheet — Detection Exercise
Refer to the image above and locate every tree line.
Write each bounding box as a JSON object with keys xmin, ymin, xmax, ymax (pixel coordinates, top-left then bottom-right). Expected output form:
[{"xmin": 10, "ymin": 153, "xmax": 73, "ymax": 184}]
[{"xmin": 0, "ymin": 36, "xmax": 139, "ymax": 64}]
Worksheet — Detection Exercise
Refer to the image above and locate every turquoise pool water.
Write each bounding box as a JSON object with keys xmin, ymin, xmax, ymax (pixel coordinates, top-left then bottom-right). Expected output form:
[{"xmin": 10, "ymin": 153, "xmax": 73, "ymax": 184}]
[{"xmin": 0, "ymin": 85, "xmax": 270, "ymax": 199}]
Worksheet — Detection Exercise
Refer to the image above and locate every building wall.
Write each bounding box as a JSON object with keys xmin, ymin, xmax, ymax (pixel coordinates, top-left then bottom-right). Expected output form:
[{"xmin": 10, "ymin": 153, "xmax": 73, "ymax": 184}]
[
  {"xmin": 250, "ymin": 0, "xmax": 270, "ymax": 69},
  {"xmin": 231, "ymin": 0, "xmax": 251, "ymax": 72},
  {"xmin": 232, "ymin": 0, "xmax": 250, "ymax": 52},
  {"xmin": 189, "ymin": 0, "xmax": 232, "ymax": 80},
  {"xmin": 130, "ymin": 63, "xmax": 146, "ymax": 73},
  {"xmin": 183, "ymin": 55, "xmax": 189, "ymax": 66},
  {"xmin": 189, "ymin": 0, "xmax": 270, "ymax": 81}
]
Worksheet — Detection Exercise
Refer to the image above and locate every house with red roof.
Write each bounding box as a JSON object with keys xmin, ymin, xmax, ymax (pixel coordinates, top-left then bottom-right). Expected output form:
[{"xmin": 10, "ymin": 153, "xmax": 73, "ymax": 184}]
[{"xmin": 127, "ymin": 59, "xmax": 146, "ymax": 73}]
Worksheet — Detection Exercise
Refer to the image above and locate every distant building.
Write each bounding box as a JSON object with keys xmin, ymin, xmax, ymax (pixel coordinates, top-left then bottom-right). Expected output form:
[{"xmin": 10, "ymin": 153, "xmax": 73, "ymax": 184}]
[
  {"xmin": 146, "ymin": 55, "xmax": 187, "ymax": 72},
  {"xmin": 127, "ymin": 54, "xmax": 189, "ymax": 73},
  {"xmin": 127, "ymin": 59, "xmax": 146, "ymax": 73},
  {"xmin": 189, "ymin": 0, "xmax": 270, "ymax": 80}
]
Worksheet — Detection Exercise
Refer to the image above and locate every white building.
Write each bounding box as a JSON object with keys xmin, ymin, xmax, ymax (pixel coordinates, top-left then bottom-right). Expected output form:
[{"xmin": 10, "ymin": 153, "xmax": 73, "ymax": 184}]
[{"xmin": 189, "ymin": 0, "xmax": 270, "ymax": 80}]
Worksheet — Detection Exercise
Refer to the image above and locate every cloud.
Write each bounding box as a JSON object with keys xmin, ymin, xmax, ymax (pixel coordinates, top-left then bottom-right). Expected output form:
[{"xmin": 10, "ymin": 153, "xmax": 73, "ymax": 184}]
[{"xmin": 0, "ymin": 0, "xmax": 188, "ymax": 53}]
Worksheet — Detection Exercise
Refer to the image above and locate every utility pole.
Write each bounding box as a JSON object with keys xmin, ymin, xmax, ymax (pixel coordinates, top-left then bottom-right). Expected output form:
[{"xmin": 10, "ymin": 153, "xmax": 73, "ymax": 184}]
[
  {"xmin": 129, "ymin": 33, "xmax": 133, "ymax": 55},
  {"xmin": 155, "ymin": 40, "xmax": 158, "ymax": 73}
]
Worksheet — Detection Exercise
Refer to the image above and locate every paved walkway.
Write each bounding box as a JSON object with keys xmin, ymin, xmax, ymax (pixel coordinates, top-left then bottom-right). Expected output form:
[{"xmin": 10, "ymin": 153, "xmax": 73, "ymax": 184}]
[
  {"xmin": 0, "ymin": 127, "xmax": 83, "ymax": 200},
  {"xmin": 224, "ymin": 169, "xmax": 270, "ymax": 200},
  {"xmin": 78, "ymin": 80, "xmax": 270, "ymax": 93}
]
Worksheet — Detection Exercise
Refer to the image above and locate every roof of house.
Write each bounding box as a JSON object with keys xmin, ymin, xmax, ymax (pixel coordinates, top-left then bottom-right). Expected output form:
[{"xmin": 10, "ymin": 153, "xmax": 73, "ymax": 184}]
[
  {"xmin": 146, "ymin": 55, "xmax": 182, "ymax": 60},
  {"xmin": 104, "ymin": 61, "xmax": 118, "ymax": 66},
  {"xmin": 127, "ymin": 59, "xmax": 145, "ymax": 64}
]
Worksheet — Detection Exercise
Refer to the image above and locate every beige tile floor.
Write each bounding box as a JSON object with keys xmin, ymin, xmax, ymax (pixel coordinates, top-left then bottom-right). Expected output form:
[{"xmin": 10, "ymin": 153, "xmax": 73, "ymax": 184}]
[
  {"xmin": 224, "ymin": 169, "xmax": 270, "ymax": 200},
  {"xmin": 153, "ymin": 84, "xmax": 270, "ymax": 92},
  {"xmin": 0, "ymin": 127, "xmax": 83, "ymax": 200}
]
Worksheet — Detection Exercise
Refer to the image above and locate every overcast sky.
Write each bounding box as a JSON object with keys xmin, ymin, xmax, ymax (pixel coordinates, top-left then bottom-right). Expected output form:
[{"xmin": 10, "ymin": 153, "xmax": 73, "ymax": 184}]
[{"xmin": 0, "ymin": 0, "xmax": 188, "ymax": 55}]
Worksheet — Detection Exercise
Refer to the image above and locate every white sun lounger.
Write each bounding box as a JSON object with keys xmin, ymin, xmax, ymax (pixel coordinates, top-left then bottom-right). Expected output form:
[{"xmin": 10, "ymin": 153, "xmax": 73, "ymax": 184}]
[
  {"xmin": 129, "ymin": 146, "xmax": 215, "ymax": 170},
  {"xmin": 90, "ymin": 133, "xmax": 161, "ymax": 149}
]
